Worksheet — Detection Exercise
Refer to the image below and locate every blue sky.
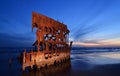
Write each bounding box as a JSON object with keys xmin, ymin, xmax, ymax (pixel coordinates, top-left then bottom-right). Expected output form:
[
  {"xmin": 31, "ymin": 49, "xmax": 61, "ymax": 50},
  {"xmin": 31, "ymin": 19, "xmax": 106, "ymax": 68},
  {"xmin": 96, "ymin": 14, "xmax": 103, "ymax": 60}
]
[{"xmin": 0, "ymin": 0, "xmax": 120, "ymax": 47}]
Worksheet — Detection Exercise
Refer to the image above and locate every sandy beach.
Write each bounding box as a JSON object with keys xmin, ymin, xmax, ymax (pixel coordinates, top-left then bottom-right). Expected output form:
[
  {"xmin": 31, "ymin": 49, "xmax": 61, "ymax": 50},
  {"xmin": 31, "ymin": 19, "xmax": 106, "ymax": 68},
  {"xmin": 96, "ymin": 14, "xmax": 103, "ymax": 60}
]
[{"xmin": 1, "ymin": 49, "xmax": 120, "ymax": 76}]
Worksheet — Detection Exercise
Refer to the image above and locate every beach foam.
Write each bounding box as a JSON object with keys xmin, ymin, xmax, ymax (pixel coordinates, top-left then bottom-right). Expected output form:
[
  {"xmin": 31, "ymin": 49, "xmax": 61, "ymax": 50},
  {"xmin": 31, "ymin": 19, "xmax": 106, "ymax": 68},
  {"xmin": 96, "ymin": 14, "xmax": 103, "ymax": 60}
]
[
  {"xmin": 71, "ymin": 51, "xmax": 120, "ymax": 65},
  {"xmin": 98, "ymin": 52, "xmax": 120, "ymax": 59}
]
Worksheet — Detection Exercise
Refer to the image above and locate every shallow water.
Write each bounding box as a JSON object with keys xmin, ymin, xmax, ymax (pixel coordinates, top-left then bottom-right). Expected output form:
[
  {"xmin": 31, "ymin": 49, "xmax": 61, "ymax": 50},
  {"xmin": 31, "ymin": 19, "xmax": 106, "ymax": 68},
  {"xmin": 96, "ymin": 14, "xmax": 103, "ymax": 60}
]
[{"xmin": 0, "ymin": 48, "xmax": 120, "ymax": 76}]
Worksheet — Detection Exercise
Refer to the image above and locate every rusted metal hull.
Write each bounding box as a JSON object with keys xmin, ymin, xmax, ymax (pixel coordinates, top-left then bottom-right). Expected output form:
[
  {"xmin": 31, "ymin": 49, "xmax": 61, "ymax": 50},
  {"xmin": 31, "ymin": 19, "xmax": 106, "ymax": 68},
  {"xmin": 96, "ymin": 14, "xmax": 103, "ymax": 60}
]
[
  {"xmin": 22, "ymin": 51, "xmax": 70, "ymax": 71},
  {"xmin": 20, "ymin": 12, "xmax": 72, "ymax": 71}
]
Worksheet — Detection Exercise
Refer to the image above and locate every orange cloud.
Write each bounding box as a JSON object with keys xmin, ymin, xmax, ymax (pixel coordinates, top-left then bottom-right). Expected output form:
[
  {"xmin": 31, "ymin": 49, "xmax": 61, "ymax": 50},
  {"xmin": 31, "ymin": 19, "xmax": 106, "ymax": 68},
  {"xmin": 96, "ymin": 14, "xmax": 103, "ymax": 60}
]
[
  {"xmin": 73, "ymin": 39, "xmax": 120, "ymax": 47},
  {"xmin": 73, "ymin": 42, "xmax": 101, "ymax": 47}
]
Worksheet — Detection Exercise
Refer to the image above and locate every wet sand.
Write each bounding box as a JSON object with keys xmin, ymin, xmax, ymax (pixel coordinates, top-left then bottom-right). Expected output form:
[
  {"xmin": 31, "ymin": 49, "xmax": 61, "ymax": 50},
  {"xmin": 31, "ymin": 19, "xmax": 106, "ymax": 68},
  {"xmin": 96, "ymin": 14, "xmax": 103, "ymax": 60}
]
[
  {"xmin": 70, "ymin": 62, "xmax": 120, "ymax": 76},
  {"xmin": 1, "ymin": 49, "xmax": 120, "ymax": 76}
]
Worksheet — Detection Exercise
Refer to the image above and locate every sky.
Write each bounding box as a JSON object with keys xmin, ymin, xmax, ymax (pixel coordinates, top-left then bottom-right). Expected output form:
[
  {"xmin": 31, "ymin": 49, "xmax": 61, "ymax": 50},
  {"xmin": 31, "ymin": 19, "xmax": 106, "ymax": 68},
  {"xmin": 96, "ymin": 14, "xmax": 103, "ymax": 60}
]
[{"xmin": 0, "ymin": 0, "xmax": 120, "ymax": 47}]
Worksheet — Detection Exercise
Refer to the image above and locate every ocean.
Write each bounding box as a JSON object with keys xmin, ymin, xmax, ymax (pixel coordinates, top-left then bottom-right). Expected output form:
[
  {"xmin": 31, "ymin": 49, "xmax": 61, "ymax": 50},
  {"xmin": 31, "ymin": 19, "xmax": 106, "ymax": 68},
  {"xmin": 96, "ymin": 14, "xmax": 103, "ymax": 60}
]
[{"xmin": 0, "ymin": 47, "xmax": 120, "ymax": 76}]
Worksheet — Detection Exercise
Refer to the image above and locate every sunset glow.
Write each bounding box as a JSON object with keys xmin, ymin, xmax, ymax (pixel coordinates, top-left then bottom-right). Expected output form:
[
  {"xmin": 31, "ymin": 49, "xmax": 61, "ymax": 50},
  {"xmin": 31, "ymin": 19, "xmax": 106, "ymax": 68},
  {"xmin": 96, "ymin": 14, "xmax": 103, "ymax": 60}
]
[
  {"xmin": 73, "ymin": 39, "xmax": 120, "ymax": 47},
  {"xmin": 0, "ymin": 0, "xmax": 120, "ymax": 47}
]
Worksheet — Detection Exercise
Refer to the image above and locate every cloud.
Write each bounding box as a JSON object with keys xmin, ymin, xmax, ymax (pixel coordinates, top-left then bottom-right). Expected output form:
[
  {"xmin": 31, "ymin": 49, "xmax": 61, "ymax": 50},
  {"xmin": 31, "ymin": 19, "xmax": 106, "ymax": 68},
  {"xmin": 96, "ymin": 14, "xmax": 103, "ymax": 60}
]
[
  {"xmin": 70, "ymin": 23, "xmax": 102, "ymax": 42},
  {"xmin": 69, "ymin": 0, "xmax": 117, "ymax": 47},
  {"xmin": 0, "ymin": 33, "xmax": 35, "ymax": 47}
]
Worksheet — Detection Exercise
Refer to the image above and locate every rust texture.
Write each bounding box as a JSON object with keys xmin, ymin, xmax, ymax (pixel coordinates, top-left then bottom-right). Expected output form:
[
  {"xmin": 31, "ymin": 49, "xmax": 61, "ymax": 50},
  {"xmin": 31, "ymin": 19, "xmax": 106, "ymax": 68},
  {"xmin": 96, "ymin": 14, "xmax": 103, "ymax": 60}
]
[
  {"xmin": 32, "ymin": 12, "xmax": 70, "ymax": 53},
  {"xmin": 21, "ymin": 12, "xmax": 72, "ymax": 71}
]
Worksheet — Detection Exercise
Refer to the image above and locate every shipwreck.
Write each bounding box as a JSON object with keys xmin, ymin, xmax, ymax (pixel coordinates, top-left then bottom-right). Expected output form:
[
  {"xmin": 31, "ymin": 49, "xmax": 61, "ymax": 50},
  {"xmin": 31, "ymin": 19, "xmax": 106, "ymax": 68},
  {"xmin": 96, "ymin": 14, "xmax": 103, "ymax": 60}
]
[{"xmin": 21, "ymin": 12, "xmax": 73, "ymax": 71}]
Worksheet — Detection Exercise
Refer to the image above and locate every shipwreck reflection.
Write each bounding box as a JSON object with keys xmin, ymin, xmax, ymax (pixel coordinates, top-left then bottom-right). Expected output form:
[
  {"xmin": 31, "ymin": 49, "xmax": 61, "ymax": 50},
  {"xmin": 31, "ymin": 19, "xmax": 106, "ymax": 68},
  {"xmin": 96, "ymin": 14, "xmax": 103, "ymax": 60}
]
[{"xmin": 22, "ymin": 60, "xmax": 71, "ymax": 76}]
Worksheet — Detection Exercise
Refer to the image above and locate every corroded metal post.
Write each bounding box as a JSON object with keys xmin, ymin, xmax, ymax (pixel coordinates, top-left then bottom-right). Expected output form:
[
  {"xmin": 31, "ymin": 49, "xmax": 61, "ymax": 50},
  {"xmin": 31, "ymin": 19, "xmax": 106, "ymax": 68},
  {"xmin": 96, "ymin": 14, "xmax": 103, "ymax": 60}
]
[{"xmin": 22, "ymin": 49, "xmax": 26, "ymax": 71}]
